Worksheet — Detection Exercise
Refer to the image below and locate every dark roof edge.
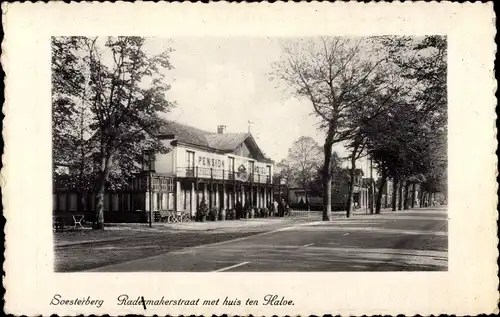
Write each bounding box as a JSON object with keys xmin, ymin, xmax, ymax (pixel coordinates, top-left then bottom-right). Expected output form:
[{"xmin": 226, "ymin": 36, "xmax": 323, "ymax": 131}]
[
  {"xmin": 175, "ymin": 140, "xmax": 229, "ymax": 154},
  {"xmin": 244, "ymin": 134, "xmax": 274, "ymax": 164}
]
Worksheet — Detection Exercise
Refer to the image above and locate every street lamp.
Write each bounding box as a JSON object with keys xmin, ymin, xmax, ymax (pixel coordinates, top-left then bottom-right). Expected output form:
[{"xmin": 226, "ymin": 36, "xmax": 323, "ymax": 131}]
[{"xmin": 143, "ymin": 150, "xmax": 156, "ymax": 227}]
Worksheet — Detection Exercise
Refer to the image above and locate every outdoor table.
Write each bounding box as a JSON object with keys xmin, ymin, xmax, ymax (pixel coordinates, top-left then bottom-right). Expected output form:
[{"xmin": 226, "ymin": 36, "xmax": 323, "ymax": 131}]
[{"xmin": 72, "ymin": 214, "xmax": 84, "ymax": 229}]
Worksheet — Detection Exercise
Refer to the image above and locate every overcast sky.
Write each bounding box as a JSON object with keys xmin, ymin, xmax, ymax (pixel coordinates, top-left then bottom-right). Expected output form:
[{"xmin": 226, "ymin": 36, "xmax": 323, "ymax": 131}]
[{"xmin": 147, "ymin": 37, "xmax": 371, "ymax": 175}]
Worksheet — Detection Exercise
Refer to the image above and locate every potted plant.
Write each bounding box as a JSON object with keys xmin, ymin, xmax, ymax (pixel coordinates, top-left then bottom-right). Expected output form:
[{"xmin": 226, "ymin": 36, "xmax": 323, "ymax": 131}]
[
  {"xmin": 197, "ymin": 199, "xmax": 208, "ymax": 222},
  {"xmin": 227, "ymin": 209, "xmax": 235, "ymax": 220},
  {"xmin": 218, "ymin": 208, "xmax": 226, "ymax": 221},
  {"xmin": 262, "ymin": 208, "xmax": 269, "ymax": 218},
  {"xmin": 209, "ymin": 208, "xmax": 218, "ymax": 221}
]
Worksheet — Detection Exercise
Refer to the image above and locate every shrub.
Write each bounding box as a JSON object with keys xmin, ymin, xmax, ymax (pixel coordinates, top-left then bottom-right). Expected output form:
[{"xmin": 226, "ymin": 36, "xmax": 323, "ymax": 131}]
[
  {"xmin": 197, "ymin": 199, "xmax": 208, "ymax": 219},
  {"xmin": 226, "ymin": 209, "xmax": 235, "ymax": 220},
  {"xmin": 209, "ymin": 208, "xmax": 218, "ymax": 221}
]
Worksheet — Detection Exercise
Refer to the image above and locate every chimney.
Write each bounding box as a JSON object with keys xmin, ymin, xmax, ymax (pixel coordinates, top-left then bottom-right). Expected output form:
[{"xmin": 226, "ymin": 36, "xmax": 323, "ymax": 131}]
[{"xmin": 217, "ymin": 125, "xmax": 226, "ymax": 134}]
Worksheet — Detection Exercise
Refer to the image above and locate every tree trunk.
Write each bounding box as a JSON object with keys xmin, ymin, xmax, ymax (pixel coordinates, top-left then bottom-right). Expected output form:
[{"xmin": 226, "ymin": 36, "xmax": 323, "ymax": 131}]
[
  {"xmin": 403, "ymin": 182, "xmax": 410, "ymax": 210},
  {"xmin": 391, "ymin": 178, "xmax": 398, "ymax": 211},
  {"xmin": 346, "ymin": 152, "xmax": 357, "ymax": 218},
  {"xmin": 321, "ymin": 132, "xmax": 335, "ymax": 221},
  {"xmin": 411, "ymin": 183, "xmax": 416, "ymax": 209},
  {"xmin": 94, "ymin": 180, "xmax": 106, "ymax": 230},
  {"xmin": 398, "ymin": 179, "xmax": 404, "ymax": 210},
  {"xmin": 305, "ymin": 192, "xmax": 310, "ymax": 211},
  {"xmin": 375, "ymin": 174, "xmax": 387, "ymax": 214},
  {"xmin": 419, "ymin": 189, "xmax": 425, "ymax": 208},
  {"xmin": 322, "ymin": 175, "xmax": 332, "ymax": 221},
  {"xmin": 94, "ymin": 151, "xmax": 113, "ymax": 230}
]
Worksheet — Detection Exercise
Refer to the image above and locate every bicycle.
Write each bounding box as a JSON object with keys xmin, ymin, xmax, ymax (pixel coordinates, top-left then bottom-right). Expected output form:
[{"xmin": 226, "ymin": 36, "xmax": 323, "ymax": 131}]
[
  {"xmin": 167, "ymin": 211, "xmax": 191, "ymax": 223},
  {"xmin": 179, "ymin": 212, "xmax": 191, "ymax": 222}
]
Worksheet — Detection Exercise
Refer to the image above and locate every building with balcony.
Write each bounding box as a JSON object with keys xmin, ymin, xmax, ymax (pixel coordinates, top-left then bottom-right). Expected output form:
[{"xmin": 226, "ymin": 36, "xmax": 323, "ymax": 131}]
[
  {"xmin": 150, "ymin": 121, "xmax": 276, "ymax": 216},
  {"xmin": 52, "ymin": 121, "xmax": 279, "ymax": 223}
]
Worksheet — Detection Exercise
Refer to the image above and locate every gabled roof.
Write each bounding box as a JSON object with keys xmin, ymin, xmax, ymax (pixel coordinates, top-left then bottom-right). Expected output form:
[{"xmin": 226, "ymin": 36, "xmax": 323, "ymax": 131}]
[
  {"xmin": 159, "ymin": 121, "xmax": 211, "ymax": 147},
  {"xmin": 159, "ymin": 121, "xmax": 272, "ymax": 162},
  {"xmin": 205, "ymin": 133, "xmax": 249, "ymax": 151}
]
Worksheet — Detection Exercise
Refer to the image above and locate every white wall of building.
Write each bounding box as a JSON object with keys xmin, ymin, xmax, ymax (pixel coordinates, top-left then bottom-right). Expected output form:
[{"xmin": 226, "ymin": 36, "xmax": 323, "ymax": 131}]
[{"xmin": 154, "ymin": 140, "xmax": 176, "ymax": 175}]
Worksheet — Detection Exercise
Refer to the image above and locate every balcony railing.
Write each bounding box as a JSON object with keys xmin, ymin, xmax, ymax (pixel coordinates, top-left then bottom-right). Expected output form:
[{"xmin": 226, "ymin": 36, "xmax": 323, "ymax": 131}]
[{"xmin": 177, "ymin": 167, "xmax": 271, "ymax": 184}]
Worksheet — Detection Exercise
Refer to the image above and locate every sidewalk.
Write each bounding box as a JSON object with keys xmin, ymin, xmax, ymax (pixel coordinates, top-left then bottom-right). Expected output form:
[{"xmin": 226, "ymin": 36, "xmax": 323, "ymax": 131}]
[
  {"xmin": 54, "ymin": 218, "xmax": 306, "ymax": 247},
  {"xmin": 165, "ymin": 217, "xmax": 300, "ymax": 231}
]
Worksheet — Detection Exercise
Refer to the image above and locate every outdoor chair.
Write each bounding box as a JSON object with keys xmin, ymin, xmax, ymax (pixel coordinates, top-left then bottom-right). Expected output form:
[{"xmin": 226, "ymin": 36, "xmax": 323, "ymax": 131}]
[
  {"xmin": 52, "ymin": 216, "xmax": 64, "ymax": 232},
  {"xmin": 154, "ymin": 210, "xmax": 170, "ymax": 222}
]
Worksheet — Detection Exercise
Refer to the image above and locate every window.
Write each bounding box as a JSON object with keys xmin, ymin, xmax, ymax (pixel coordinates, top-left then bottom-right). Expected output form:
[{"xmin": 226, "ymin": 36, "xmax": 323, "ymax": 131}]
[
  {"xmin": 142, "ymin": 151, "xmax": 155, "ymax": 172},
  {"xmin": 267, "ymin": 165, "xmax": 271, "ymax": 176},
  {"xmin": 186, "ymin": 151, "xmax": 195, "ymax": 169},
  {"xmin": 249, "ymin": 161, "xmax": 255, "ymax": 175},
  {"xmin": 157, "ymin": 193, "xmax": 163, "ymax": 210},
  {"xmin": 167, "ymin": 178, "xmax": 174, "ymax": 192},
  {"xmin": 228, "ymin": 157, "xmax": 235, "ymax": 173},
  {"xmin": 186, "ymin": 150, "xmax": 195, "ymax": 176}
]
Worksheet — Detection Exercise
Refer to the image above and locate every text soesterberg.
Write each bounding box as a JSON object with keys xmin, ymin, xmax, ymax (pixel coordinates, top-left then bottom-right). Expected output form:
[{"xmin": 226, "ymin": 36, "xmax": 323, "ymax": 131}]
[{"xmin": 50, "ymin": 294, "xmax": 104, "ymax": 308}]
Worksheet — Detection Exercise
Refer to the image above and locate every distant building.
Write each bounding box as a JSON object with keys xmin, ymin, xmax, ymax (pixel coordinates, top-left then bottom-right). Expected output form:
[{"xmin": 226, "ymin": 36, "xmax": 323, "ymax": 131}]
[
  {"xmin": 286, "ymin": 168, "xmax": 371, "ymax": 211},
  {"xmin": 379, "ymin": 178, "xmax": 394, "ymax": 208}
]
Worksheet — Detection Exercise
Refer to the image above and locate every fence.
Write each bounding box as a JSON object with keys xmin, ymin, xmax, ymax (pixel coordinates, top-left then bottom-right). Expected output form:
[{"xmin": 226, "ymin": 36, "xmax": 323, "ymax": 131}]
[{"xmin": 288, "ymin": 209, "xmax": 322, "ymax": 218}]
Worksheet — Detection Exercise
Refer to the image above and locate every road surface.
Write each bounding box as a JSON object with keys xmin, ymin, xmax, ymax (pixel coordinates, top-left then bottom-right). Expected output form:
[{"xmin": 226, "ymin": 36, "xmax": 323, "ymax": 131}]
[{"xmin": 88, "ymin": 207, "xmax": 447, "ymax": 272}]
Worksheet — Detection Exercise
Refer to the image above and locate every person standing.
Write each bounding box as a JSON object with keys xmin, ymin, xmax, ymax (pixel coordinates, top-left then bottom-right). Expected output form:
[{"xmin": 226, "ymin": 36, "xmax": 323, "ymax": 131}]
[
  {"xmin": 279, "ymin": 199, "xmax": 286, "ymax": 217},
  {"xmin": 273, "ymin": 199, "xmax": 279, "ymax": 217},
  {"xmin": 282, "ymin": 199, "xmax": 290, "ymax": 217},
  {"xmin": 243, "ymin": 198, "xmax": 251, "ymax": 218},
  {"xmin": 235, "ymin": 198, "xmax": 243, "ymax": 220}
]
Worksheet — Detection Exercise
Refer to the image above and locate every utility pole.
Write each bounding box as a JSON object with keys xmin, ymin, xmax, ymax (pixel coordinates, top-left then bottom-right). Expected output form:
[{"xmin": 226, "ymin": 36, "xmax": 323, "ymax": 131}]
[
  {"xmin": 370, "ymin": 158, "xmax": 374, "ymax": 214},
  {"xmin": 366, "ymin": 159, "xmax": 369, "ymax": 214},
  {"xmin": 144, "ymin": 150, "xmax": 154, "ymax": 228},
  {"xmin": 149, "ymin": 170, "xmax": 153, "ymax": 227}
]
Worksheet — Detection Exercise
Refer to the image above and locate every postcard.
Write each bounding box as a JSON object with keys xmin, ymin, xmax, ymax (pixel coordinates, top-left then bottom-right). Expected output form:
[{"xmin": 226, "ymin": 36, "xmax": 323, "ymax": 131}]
[{"xmin": 2, "ymin": 2, "xmax": 498, "ymax": 316}]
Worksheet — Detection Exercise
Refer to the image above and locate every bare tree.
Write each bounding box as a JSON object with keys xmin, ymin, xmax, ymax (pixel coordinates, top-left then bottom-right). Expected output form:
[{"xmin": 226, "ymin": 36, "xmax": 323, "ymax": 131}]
[{"xmin": 272, "ymin": 37, "xmax": 389, "ymax": 220}]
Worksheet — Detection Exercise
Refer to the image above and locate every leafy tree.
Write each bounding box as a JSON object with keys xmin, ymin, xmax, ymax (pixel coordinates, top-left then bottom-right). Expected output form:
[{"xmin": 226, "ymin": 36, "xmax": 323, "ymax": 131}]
[
  {"xmin": 308, "ymin": 151, "xmax": 345, "ymax": 198},
  {"xmin": 364, "ymin": 35, "xmax": 447, "ymax": 213},
  {"xmin": 52, "ymin": 37, "xmax": 99, "ymax": 214},
  {"xmin": 52, "ymin": 36, "xmax": 176, "ymax": 229},
  {"xmin": 272, "ymin": 37, "xmax": 391, "ymax": 220},
  {"xmin": 275, "ymin": 159, "xmax": 293, "ymax": 184},
  {"xmin": 287, "ymin": 136, "xmax": 322, "ymax": 197}
]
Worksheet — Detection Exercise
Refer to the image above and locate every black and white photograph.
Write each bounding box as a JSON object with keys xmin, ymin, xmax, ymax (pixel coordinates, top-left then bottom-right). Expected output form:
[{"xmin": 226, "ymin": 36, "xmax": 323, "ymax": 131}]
[
  {"xmin": 3, "ymin": 3, "xmax": 497, "ymax": 316},
  {"xmin": 52, "ymin": 35, "xmax": 448, "ymax": 272}
]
